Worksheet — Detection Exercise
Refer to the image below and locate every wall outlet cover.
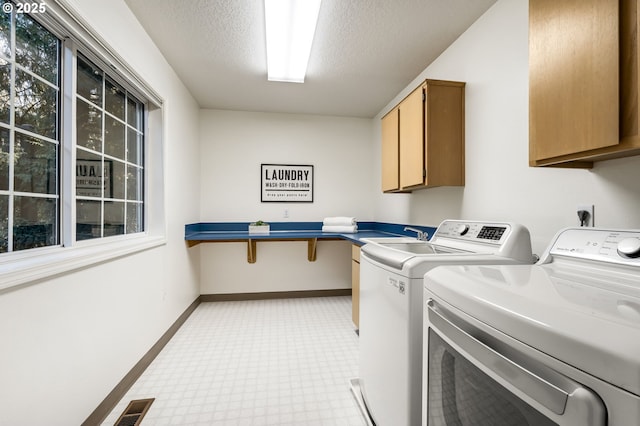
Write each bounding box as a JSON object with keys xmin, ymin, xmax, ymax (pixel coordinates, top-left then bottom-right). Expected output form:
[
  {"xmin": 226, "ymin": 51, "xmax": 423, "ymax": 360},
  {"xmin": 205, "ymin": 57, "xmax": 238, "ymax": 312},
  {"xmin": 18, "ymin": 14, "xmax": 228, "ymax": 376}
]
[{"xmin": 577, "ymin": 204, "xmax": 594, "ymax": 227}]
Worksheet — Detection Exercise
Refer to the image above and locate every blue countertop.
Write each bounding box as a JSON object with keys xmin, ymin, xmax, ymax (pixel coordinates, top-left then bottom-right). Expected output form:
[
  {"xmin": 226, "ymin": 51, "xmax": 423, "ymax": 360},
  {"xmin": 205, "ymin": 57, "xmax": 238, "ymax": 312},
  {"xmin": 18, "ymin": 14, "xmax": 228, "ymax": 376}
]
[{"xmin": 185, "ymin": 221, "xmax": 436, "ymax": 246}]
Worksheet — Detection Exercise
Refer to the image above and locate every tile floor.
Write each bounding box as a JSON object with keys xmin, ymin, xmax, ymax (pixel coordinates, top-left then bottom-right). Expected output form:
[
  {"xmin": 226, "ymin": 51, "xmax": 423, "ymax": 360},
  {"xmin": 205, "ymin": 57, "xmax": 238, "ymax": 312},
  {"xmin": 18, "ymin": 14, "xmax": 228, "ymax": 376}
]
[{"xmin": 101, "ymin": 296, "xmax": 367, "ymax": 425}]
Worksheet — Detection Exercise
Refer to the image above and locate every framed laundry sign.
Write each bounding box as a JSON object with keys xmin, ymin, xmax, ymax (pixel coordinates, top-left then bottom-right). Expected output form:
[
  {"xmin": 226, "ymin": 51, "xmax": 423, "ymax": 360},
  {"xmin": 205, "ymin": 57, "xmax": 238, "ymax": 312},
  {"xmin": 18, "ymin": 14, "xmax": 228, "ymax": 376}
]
[{"xmin": 261, "ymin": 164, "xmax": 314, "ymax": 202}]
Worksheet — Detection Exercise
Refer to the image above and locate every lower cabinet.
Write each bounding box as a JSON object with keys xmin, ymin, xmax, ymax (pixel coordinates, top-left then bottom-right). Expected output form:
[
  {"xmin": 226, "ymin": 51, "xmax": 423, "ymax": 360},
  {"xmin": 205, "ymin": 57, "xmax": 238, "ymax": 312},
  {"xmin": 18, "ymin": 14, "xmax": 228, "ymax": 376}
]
[{"xmin": 351, "ymin": 245, "xmax": 361, "ymax": 328}]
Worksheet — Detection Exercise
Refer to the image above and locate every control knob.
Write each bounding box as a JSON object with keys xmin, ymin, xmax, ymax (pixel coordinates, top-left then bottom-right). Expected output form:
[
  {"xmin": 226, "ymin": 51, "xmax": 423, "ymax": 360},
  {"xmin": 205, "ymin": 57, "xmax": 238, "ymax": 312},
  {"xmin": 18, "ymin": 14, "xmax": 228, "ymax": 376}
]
[
  {"xmin": 617, "ymin": 238, "xmax": 640, "ymax": 259},
  {"xmin": 456, "ymin": 224, "xmax": 469, "ymax": 236}
]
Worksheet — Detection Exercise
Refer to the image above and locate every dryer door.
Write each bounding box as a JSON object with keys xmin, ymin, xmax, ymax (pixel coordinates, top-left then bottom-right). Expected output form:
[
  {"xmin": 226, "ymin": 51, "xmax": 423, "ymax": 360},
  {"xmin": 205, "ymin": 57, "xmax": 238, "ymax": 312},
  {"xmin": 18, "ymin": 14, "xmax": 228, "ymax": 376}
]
[{"xmin": 424, "ymin": 299, "xmax": 606, "ymax": 426}]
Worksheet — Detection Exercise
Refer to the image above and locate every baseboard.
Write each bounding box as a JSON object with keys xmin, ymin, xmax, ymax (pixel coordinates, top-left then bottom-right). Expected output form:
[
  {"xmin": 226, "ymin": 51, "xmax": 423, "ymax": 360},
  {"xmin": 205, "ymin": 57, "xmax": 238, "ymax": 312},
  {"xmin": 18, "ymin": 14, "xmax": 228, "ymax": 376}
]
[
  {"xmin": 82, "ymin": 297, "xmax": 201, "ymax": 426},
  {"xmin": 200, "ymin": 288, "xmax": 352, "ymax": 302}
]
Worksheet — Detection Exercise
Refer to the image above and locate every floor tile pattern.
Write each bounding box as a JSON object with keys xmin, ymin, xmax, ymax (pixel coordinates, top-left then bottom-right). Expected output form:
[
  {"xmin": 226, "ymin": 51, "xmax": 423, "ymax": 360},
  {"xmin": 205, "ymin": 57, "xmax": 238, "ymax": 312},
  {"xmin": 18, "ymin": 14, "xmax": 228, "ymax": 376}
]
[{"xmin": 102, "ymin": 296, "xmax": 366, "ymax": 425}]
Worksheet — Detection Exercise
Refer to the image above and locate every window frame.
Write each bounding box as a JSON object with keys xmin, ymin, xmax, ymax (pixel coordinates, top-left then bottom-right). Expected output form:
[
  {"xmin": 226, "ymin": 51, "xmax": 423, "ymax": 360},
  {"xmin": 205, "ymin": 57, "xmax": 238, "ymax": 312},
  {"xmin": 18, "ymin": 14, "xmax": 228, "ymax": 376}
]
[{"xmin": 0, "ymin": 0, "xmax": 166, "ymax": 291}]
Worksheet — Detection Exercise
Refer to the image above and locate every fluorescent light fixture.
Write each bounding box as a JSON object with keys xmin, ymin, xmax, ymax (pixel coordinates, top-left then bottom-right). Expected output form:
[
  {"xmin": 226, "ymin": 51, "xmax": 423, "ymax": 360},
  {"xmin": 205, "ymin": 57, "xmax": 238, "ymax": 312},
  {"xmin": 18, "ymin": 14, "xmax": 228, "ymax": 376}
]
[{"xmin": 264, "ymin": 0, "xmax": 322, "ymax": 83}]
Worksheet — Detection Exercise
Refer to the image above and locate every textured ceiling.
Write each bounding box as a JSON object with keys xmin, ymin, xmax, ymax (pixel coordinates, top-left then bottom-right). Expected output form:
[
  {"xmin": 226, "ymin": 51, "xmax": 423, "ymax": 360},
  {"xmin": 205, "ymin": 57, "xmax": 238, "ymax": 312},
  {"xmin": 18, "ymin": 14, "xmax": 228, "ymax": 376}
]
[{"xmin": 124, "ymin": 0, "xmax": 497, "ymax": 118}]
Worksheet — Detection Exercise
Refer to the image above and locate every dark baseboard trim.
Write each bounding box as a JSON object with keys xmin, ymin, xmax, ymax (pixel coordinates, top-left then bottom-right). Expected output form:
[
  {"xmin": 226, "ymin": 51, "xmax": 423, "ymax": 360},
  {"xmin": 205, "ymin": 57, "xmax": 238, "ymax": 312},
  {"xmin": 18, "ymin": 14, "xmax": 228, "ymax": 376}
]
[
  {"xmin": 82, "ymin": 297, "xmax": 201, "ymax": 426},
  {"xmin": 200, "ymin": 288, "xmax": 352, "ymax": 302}
]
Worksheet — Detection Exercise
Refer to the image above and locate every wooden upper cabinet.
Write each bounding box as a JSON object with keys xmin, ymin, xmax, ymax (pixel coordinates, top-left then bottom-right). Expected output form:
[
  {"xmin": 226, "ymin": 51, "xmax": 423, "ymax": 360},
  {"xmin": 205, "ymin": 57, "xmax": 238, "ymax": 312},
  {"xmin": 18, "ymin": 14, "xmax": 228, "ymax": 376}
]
[
  {"xmin": 529, "ymin": 0, "xmax": 640, "ymax": 167},
  {"xmin": 381, "ymin": 79, "xmax": 465, "ymax": 192},
  {"xmin": 381, "ymin": 108, "xmax": 399, "ymax": 192}
]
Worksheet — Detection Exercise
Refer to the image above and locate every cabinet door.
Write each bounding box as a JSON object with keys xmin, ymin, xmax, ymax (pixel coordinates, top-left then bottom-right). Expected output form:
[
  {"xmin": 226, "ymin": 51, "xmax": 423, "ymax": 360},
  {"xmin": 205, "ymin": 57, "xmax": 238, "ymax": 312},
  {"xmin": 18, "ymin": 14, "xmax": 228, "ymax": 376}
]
[
  {"xmin": 381, "ymin": 108, "xmax": 399, "ymax": 192},
  {"xmin": 399, "ymin": 86, "xmax": 424, "ymax": 189},
  {"xmin": 529, "ymin": 0, "xmax": 619, "ymax": 164}
]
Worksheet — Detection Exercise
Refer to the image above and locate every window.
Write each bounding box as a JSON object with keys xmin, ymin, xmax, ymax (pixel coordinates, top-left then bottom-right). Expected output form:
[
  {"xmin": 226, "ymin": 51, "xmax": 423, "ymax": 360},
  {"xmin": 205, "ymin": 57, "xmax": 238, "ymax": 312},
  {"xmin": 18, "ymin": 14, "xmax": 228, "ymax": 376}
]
[
  {"xmin": 0, "ymin": 6, "xmax": 147, "ymax": 252},
  {"xmin": 0, "ymin": 1, "xmax": 165, "ymax": 289},
  {"xmin": 0, "ymin": 8, "xmax": 61, "ymax": 253},
  {"xmin": 75, "ymin": 55, "xmax": 144, "ymax": 240}
]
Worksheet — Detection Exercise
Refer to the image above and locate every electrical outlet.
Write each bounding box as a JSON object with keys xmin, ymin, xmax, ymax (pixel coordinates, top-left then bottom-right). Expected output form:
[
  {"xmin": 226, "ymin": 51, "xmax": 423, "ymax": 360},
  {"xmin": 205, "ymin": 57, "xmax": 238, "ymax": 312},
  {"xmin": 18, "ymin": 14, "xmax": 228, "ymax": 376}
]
[{"xmin": 577, "ymin": 204, "xmax": 594, "ymax": 227}]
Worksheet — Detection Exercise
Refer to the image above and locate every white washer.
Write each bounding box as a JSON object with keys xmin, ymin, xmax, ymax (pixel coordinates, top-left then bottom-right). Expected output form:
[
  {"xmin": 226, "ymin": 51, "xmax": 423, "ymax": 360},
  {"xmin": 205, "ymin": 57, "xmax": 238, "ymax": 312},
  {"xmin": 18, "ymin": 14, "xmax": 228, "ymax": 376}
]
[
  {"xmin": 354, "ymin": 220, "xmax": 534, "ymax": 426},
  {"xmin": 423, "ymin": 227, "xmax": 640, "ymax": 426}
]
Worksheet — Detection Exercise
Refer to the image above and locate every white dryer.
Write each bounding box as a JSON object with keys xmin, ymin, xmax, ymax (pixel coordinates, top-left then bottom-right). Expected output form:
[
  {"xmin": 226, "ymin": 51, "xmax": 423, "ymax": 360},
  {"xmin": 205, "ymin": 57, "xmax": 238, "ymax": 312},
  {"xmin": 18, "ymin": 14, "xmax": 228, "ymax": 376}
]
[
  {"xmin": 354, "ymin": 220, "xmax": 534, "ymax": 426},
  {"xmin": 423, "ymin": 227, "xmax": 640, "ymax": 425}
]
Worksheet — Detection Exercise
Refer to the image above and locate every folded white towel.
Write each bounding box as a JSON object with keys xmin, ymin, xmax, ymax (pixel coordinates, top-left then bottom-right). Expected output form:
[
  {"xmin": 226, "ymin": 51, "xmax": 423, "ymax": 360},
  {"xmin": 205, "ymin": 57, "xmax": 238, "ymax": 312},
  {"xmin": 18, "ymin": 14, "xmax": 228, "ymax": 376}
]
[
  {"xmin": 323, "ymin": 216, "xmax": 356, "ymax": 226},
  {"xmin": 322, "ymin": 225, "xmax": 358, "ymax": 233}
]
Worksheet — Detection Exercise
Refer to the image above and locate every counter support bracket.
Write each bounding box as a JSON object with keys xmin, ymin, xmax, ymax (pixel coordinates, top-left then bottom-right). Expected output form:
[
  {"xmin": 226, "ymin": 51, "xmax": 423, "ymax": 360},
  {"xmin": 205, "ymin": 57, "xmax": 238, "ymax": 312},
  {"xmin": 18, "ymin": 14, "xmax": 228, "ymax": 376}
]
[
  {"xmin": 248, "ymin": 239, "xmax": 257, "ymax": 263},
  {"xmin": 308, "ymin": 238, "xmax": 317, "ymax": 262}
]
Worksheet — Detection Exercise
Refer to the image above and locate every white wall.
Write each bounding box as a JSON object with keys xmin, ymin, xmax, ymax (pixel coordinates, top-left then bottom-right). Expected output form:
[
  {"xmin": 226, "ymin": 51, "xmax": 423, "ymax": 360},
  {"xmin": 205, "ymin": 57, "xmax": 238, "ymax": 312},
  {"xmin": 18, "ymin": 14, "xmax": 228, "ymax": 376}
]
[
  {"xmin": 199, "ymin": 110, "xmax": 374, "ymax": 222},
  {"xmin": 372, "ymin": 0, "xmax": 640, "ymax": 255},
  {"xmin": 0, "ymin": 1, "xmax": 201, "ymax": 425},
  {"xmin": 198, "ymin": 110, "xmax": 373, "ymax": 294}
]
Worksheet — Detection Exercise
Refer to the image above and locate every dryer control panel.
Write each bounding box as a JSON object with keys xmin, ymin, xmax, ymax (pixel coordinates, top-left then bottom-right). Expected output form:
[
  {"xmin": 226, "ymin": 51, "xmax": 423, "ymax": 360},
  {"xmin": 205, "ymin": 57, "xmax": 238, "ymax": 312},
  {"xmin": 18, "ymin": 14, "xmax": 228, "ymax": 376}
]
[
  {"xmin": 433, "ymin": 220, "xmax": 510, "ymax": 245},
  {"xmin": 548, "ymin": 228, "xmax": 640, "ymax": 265}
]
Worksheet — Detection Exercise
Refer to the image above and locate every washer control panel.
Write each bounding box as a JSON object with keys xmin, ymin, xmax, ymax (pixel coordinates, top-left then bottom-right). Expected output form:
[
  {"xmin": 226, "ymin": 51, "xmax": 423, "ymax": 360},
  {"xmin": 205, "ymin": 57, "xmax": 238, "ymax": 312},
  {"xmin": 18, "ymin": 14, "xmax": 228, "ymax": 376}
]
[
  {"xmin": 433, "ymin": 221, "xmax": 510, "ymax": 245},
  {"xmin": 549, "ymin": 228, "xmax": 640, "ymax": 265}
]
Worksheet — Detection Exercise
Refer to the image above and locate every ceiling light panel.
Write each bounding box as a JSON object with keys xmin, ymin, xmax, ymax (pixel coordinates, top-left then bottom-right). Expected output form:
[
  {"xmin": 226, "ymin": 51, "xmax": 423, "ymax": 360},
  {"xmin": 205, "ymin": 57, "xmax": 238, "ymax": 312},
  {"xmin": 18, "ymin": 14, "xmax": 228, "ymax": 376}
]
[{"xmin": 265, "ymin": 0, "xmax": 322, "ymax": 83}]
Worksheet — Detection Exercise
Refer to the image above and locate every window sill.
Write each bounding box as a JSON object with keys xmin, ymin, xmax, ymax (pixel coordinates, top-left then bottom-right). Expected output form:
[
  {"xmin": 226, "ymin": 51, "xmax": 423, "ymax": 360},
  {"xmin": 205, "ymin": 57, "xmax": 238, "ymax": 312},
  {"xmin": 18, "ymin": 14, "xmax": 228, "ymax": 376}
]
[{"xmin": 0, "ymin": 234, "xmax": 166, "ymax": 292}]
